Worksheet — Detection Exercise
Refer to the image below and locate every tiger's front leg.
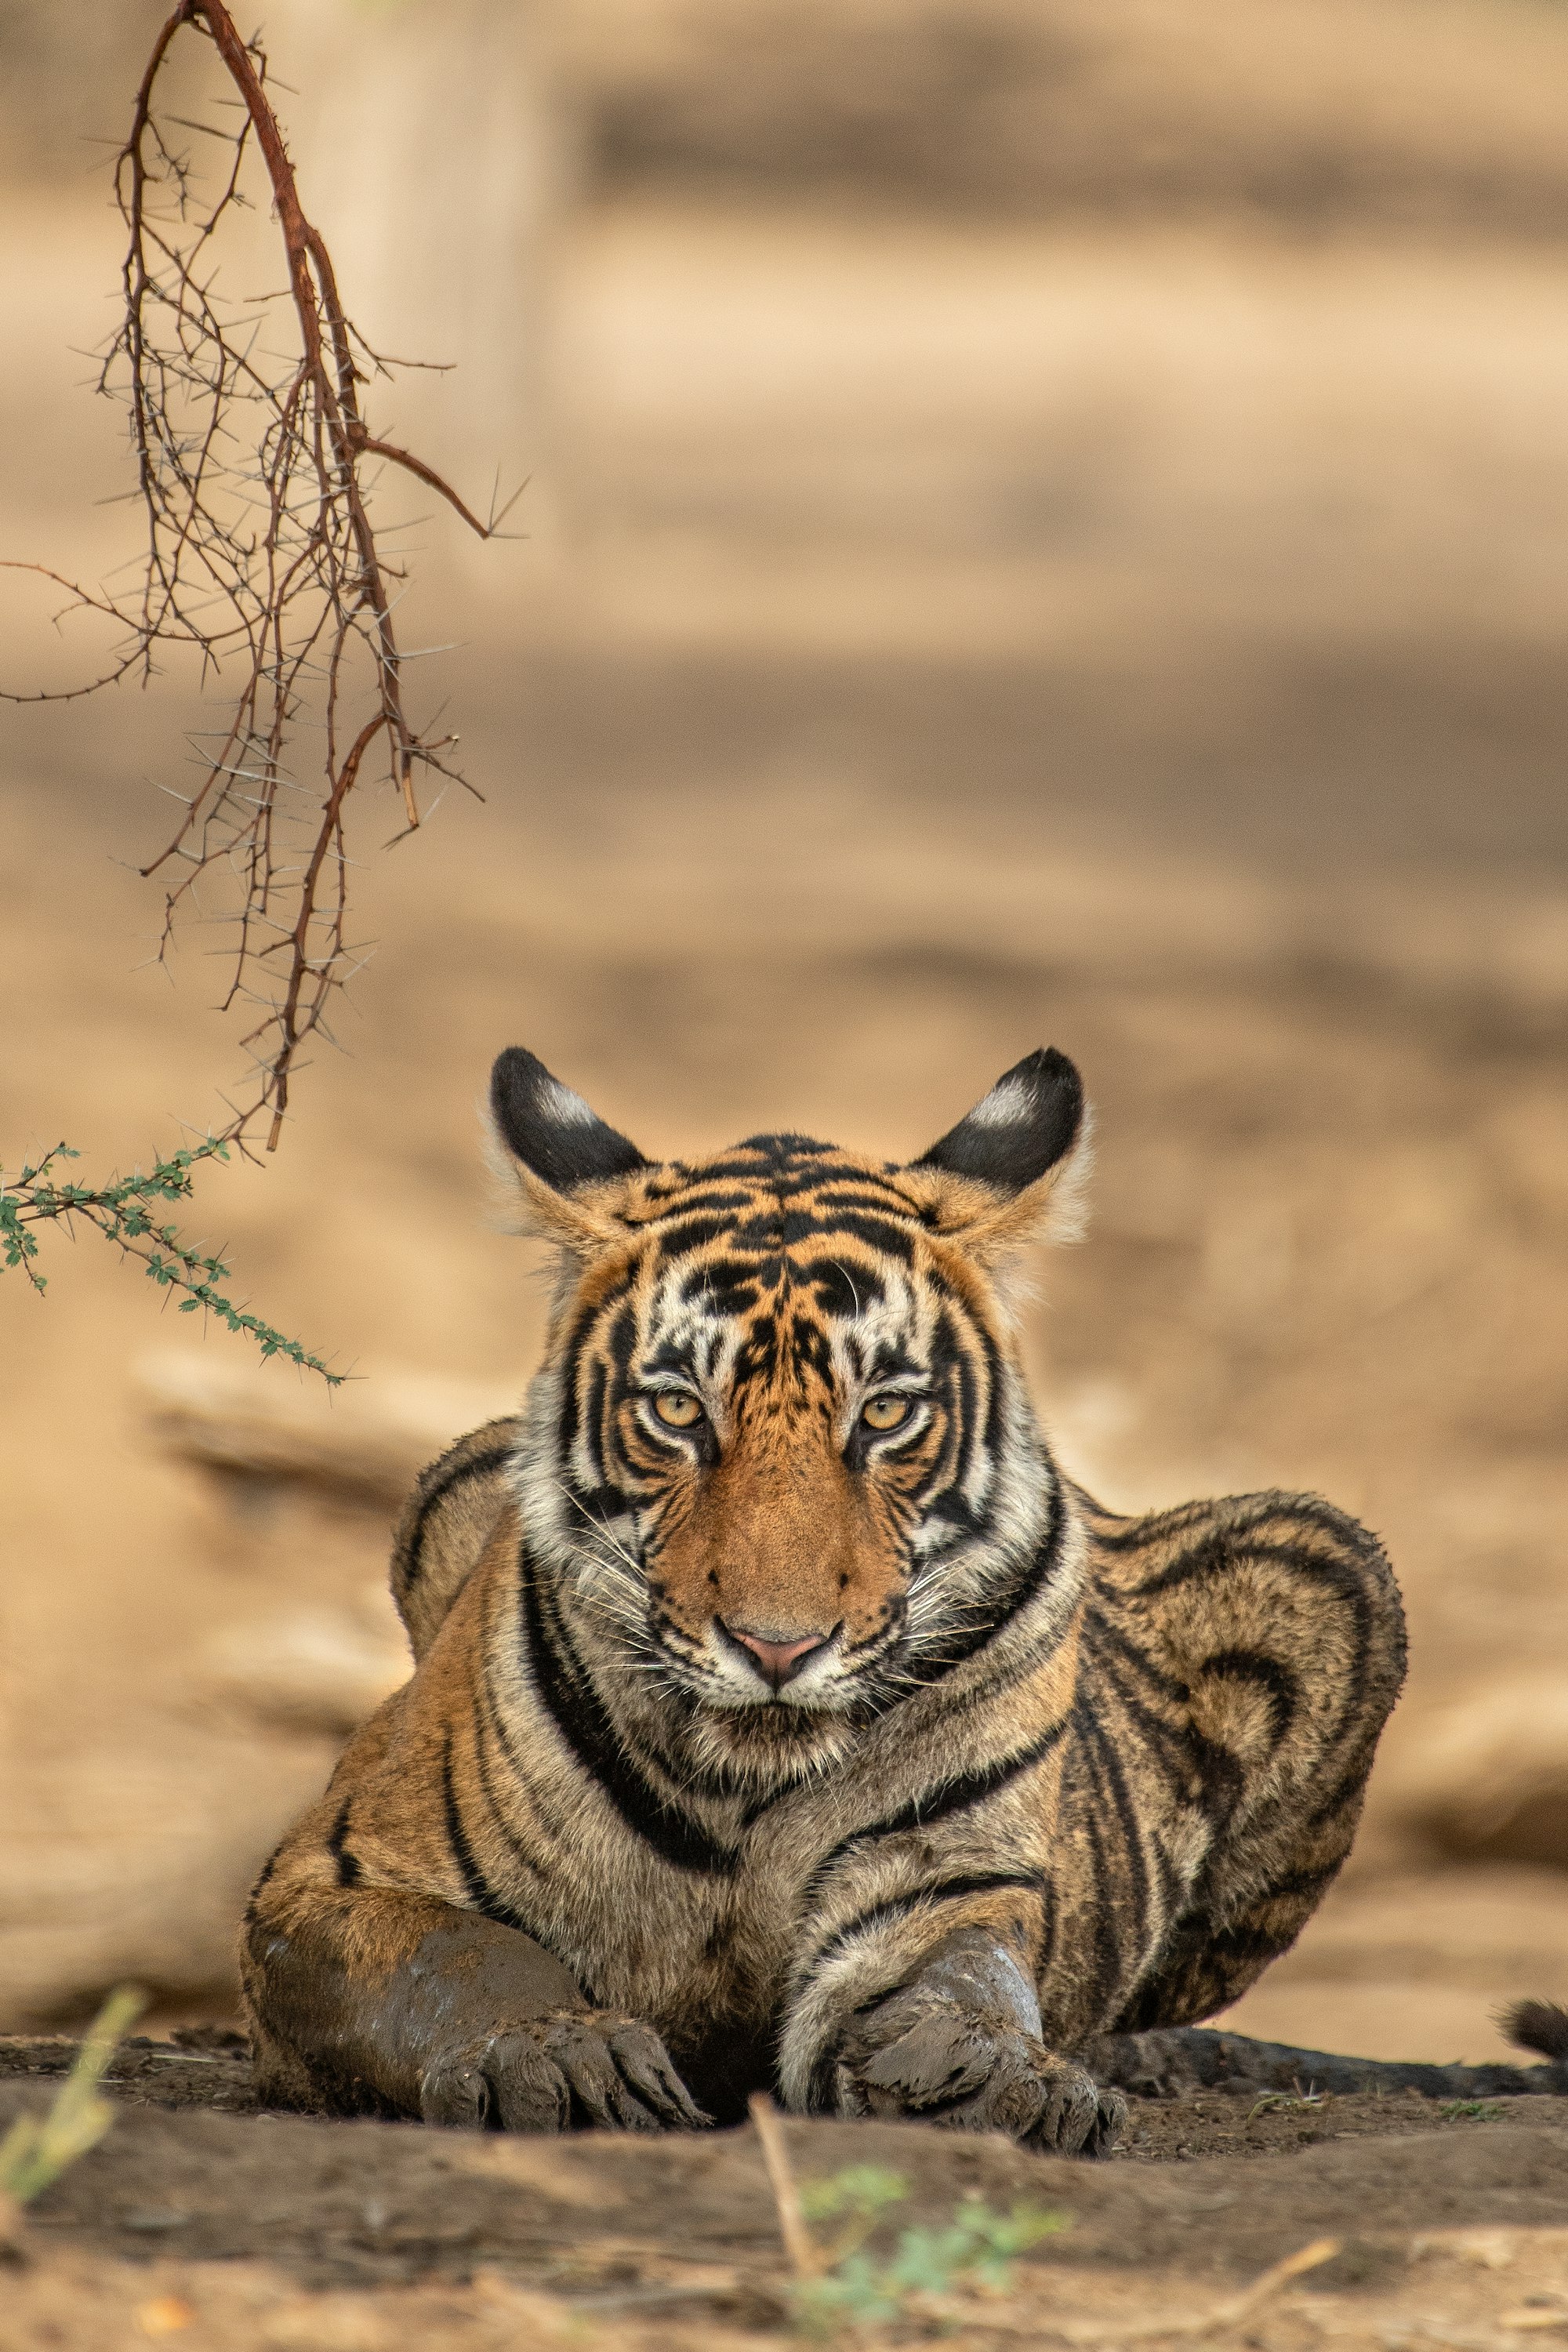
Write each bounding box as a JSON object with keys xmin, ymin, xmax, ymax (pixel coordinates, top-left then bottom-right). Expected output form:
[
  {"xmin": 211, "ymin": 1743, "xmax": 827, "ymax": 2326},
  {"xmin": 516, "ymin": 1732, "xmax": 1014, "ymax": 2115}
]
[
  {"xmin": 242, "ymin": 1883, "xmax": 706, "ymax": 2133},
  {"xmin": 798, "ymin": 1929, "xmax": 1127, "ymax": 2158}
]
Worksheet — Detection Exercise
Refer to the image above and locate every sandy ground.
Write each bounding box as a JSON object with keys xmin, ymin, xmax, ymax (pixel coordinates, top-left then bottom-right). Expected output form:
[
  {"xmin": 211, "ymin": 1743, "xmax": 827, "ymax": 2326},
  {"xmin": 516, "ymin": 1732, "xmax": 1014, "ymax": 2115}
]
[{"xmin": 5, "ymin": 2035, "xmax": 1568, "ymax": 2350}]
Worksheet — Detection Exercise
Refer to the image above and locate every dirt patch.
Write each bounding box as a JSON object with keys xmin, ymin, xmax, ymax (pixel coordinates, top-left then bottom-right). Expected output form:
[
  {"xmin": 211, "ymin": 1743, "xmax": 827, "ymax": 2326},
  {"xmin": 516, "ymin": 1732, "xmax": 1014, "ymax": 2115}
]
[
  {"xmin": 4, "ymin": 2037, "xmax": 1568, "ymax": 2348},
  {"xmin": 2, "ymin": 2042, "xmax": 1568, "ymax": 2333}
]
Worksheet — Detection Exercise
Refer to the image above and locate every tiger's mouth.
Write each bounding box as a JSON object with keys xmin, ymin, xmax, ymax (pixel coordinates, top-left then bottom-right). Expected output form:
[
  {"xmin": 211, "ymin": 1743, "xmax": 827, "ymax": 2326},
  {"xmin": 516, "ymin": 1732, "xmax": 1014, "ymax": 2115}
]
[{"xmin": 643, "ymin": 1602, "xmax": 908, "ymax": 1721}]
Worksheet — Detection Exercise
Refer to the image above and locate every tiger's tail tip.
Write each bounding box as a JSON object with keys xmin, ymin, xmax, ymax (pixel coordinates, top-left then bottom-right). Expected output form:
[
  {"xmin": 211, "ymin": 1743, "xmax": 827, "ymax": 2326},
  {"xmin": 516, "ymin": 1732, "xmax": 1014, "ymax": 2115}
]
[{"xmin": 1501, "ymin": 1998, "xmax": 1568, "ymax": 2063}]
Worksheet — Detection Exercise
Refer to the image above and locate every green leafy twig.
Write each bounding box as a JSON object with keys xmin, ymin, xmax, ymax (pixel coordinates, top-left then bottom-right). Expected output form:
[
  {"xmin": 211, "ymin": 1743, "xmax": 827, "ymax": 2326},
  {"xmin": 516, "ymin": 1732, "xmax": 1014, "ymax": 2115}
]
[
  {"xmin": 799, "ymin": 2162, "xmax": 914, "ymax": 2267},
  {"xmin": 748, "ymin": 2096, "xmax": 1066, "ymax": 2337},
  {"xmin": 2, "ymin": 1137, "xmax": 340, "ymax": 1381},
  {"xmin": 794, "ymin": 2183, "xmax": 1068, "ymax": 2335},
  {"xmin": 0, "ymin": 1985, "xmax": 145, "ymax": 2208}
]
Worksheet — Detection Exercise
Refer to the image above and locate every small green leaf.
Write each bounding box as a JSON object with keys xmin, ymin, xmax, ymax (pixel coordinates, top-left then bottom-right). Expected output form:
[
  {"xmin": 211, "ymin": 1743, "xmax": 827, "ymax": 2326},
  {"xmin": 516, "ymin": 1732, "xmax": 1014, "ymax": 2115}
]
[{"xmin": 1, "ymin": 1138, "xmax": 341, "ymax": 1383}]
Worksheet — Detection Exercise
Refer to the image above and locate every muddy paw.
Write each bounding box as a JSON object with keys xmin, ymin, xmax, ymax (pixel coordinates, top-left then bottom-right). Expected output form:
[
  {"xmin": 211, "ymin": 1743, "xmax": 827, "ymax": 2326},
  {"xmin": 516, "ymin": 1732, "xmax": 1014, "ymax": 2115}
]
[
  {"xmin": 419, "ymin": 2009, "xmax": 709, "ymax": 2133},
  {"xmin": 837, "ymin": 1991, "xmax": 1124, "ymax": 2158}
]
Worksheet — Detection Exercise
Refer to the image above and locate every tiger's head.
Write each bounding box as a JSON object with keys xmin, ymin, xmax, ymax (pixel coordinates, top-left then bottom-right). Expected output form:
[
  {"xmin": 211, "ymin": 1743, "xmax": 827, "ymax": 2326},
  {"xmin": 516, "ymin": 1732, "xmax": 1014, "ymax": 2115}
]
[{"xmin": 492, "ymin": 1048, "xmax": 1091, "ymax": 1777}]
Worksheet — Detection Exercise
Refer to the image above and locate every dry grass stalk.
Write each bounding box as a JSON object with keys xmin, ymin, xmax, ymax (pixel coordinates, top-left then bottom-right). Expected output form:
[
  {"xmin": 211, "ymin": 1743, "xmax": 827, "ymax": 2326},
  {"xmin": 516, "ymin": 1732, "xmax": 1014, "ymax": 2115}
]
[
  {"xmin": 749, "ymin": 2091, "xmax": 826, "ymax": 2281},
  {"xmin": 910, "ymin": 2236, "xmax": 1341, "ymax": 2345},
  {"xmin": 0, "ymin": 1986, "xmax": 146, "ymax": 2224},
  {"xmin": 2, "ymin": 0, "xmax": 516, "ymax": 1154}
]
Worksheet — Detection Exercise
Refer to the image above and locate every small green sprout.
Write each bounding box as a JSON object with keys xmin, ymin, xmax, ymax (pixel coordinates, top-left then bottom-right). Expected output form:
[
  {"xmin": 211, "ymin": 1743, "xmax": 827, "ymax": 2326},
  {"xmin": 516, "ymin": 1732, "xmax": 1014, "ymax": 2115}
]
[
  {"xmin": 800, "ymin": 2165, "xmax": 913, "ymax": 2240},
  {"xmin": 792, "ymin": 2168, "xmax": 1068, "ymax": 2336},
  {"xmin": 1439, "ymin": 2100, "xmax": 1504, "ymax": 2122}
]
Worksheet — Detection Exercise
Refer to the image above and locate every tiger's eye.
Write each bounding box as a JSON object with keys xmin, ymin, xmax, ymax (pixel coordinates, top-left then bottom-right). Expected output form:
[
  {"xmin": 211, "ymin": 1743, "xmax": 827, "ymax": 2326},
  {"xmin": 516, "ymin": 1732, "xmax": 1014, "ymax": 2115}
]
[
  {"xmin": 652, "ymin": 1390, "xmax": 703, "ymax": 1429},
  {"xmin": 862, "ymin": 1394, "xmax": 911, "ymax": 1432}
]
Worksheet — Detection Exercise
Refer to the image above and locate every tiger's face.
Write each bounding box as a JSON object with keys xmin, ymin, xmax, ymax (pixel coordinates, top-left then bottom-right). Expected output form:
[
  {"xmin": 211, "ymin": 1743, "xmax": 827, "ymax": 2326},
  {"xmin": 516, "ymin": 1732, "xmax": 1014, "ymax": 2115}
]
[{"xmin": 492, "ymin": 1049, "xmax": 1089, "ymax": 1771}]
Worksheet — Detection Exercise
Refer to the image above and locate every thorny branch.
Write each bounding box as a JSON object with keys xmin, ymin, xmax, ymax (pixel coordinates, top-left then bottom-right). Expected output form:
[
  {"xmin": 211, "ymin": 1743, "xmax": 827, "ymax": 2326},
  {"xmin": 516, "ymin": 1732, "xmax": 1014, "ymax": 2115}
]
[{"xmin": 2, "ymin": 0, "xmax": 519, "ymax": 1154}]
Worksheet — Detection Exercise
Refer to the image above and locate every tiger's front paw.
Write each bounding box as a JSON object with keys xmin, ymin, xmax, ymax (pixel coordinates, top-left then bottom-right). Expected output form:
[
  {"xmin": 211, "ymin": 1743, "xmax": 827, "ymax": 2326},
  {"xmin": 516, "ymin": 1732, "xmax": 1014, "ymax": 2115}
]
[
  {"xmin": 419, "ymin": 2009, "xmax": 709, "ymax": 2134},
  {"xmin": 836, "ymin": 1989, "xmax": 1124, "ymax": 2158}
]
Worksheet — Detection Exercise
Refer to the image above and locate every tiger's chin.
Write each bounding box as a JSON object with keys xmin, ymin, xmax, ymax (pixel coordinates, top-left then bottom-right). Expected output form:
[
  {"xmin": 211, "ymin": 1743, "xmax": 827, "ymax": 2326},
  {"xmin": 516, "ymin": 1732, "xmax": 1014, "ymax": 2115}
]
[{"xmin": 683, "ymin": 1695, "xmax": 869, "ymax": 1784}]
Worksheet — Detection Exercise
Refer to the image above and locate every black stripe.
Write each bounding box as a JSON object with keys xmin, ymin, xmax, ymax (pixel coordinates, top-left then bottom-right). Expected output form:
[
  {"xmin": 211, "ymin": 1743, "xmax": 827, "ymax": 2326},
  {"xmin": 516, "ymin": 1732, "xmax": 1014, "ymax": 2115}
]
[
  {"xmin": 973, "ymin": 1312, "xmax": 1006, "ymax": 1492},
  {"xmin": 1127, "ymin": 1534, "xmax": 1377, "ymax": 1740},
  {"xmin": 820, "ymin": 1211, "xmax": 916, "ymax": 1264},
  {"xmin": 1197, "ymin": 1649, "xmax": 1300, "ymax": 1749},
  {"xmin": 242, "ymin": 1848, "xmax": 279, "ymax": 1927},
  {"xmin": 1078, "ymin": 1625, "xmax": 1204, "ymax": 1813},
  {"xmin": 914, "ymin": 1323, "xmax": 963, "ymax": 1508},
  {"xmin": 1090, "ymin": 1496, "xmax": 1218, "ymax": 1555},
  {"xmin": 652, "ymin": 1214, "xmax": 746, "ymax": 1260},
  {"xmin": 803, "ymin": 1871, "xmax": 1047, "ymax": 1986},
  {"xmin": 576, "ymin": 1357, "xmax": 608, "ymax": 1492},
  {"xmin": 801, "ymin": 1714, "xmax": 1068, "ymax": 1907},
  {"xmin": 1257, "ymin": 1861, "xmax": 1341, "ymax": 1906},
  {"xmin": 1225, "ymin": 1492, "xmax": 1388, "ymax": 1552},
  {"xmin": 471, "ymin": 1697, "xmax": 554, "ymax": 1886},
  {"xmin": 639, "ymin": 1188, "xmax": 757, "ymax": 1221},
  {"xmin": 401, "ymin": 1444, "xmax": 514, "ymax": 1589},
  {"xmin": 1305, "ymin": 1744, "xmax": 1385, "ymax": 1832},
  {"xmin": 1115, "ymin": 1491, "xmax": 1383, "ymax": 1574},
  {"xmin": 942, "ymin": 1306, "xmax": 981, "ymax": 1512},
  {"xmin": 1082, "ymin": 1605, "xmax": 1192, "ymax": 1707},
  {"xmin": 795, "ymin": 1186, "xmax": 922, "ymax": 1218},
  {"xmin": 440, "ymin": 1730, "xmax": 538, "ymax": 1933},
  {"xmin": 1078, "ymin": 1795, "xmax": 1123, "ymax": 2009},
  {"xmin": 909, "ymin": 1472, "xmax": 1068, "ymax": 1682},
  {"xmin": 517, "ymin": 1543, "xmax": 739, "ymax": 1876},
  {"xmin": 1077, "ymin": 1702, "xmax": 1152, "ymax": 1951},
  {"xmin": 554, "ymin": 1266, "xmax": 639, "ymax": 1467},
  {"xmin": 326, "ymin": 1795, "xmax": 361, "ymax": 1889}
]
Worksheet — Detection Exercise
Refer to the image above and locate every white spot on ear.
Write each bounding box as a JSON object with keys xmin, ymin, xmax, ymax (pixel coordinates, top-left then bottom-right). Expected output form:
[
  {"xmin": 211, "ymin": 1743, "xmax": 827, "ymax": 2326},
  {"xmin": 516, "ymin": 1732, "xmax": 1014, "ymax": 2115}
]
[
  {"xmin": 543, "ymin": 1079, "xmax": 598, "ymax": 1127},
  {"xmin": 965, "ymin": 1076, "xmax": 1033, "ymax": 1131}
]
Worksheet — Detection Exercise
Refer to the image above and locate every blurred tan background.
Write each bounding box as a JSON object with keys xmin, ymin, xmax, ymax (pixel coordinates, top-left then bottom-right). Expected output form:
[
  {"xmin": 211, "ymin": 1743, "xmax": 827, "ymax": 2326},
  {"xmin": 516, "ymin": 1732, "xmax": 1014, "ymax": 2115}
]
[{"xmin": 2, "ymin": 0, "xmax": 1566, "ymax": 2063}]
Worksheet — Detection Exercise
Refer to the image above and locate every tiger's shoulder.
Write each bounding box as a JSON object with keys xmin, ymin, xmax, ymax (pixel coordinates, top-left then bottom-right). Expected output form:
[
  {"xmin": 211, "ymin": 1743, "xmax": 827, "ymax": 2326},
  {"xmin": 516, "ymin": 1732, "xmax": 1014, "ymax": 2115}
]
[{"xmin": 390, "ymin": 1417, "xmax": 522, "ymax": 1661}]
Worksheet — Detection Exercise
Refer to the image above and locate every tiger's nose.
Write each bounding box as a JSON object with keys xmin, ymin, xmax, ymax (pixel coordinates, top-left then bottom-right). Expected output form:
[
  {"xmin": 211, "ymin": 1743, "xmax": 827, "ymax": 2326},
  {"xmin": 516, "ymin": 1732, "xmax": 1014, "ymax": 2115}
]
[{"xmin": 721, "ymin": 1622, "xmax": 834, "ymax": 1690}]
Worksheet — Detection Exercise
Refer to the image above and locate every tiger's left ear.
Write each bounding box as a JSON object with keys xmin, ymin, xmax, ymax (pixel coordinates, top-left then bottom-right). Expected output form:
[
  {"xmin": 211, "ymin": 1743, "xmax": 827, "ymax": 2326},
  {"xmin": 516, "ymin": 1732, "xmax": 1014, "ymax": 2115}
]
[{"xmin": 906, "ymin": 1048, "xmax": 1091, "ymax": 1258}]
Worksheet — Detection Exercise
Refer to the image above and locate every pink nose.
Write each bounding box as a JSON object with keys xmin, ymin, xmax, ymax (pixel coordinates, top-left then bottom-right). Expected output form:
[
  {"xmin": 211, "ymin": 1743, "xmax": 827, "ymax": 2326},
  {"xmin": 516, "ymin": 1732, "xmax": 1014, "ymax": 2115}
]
[{"xmin": 724, "ymin": 1624, "xmax": 831, "ymax": 1688}]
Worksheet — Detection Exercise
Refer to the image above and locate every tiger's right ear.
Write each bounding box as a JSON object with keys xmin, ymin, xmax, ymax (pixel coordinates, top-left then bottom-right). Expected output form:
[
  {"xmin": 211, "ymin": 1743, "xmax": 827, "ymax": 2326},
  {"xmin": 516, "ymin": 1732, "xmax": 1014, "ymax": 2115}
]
[
  {"xmin": 487, "ymin": 1047, "xmax": 649, "ymax": 1250},
  {"xmin": 904, "ymin": 1047, "xmax": 1091, "ymax": 1262}
]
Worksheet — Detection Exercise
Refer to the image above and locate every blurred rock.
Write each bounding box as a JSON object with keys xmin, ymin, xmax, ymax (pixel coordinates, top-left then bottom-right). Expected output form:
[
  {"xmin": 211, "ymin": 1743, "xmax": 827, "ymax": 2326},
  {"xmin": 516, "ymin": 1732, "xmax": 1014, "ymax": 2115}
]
[
  {"xmin": 1385, "ymin": 1681, "xmax": 1568, "ymax": 1869},
  {"xmin": 0, "ymin": 1742, "xmax": 337, "ymax": 2027},
  {"xmin": 567, "ymin": 0, "xmax": 1568, "ymax": 238},
  {"xmin": 136, "ymin": 1352, "xmax": 515, "ymax": 1515},
  {"xmin": 187, "ymin": 1598, "xmax": 410, "ymax": 1740}
]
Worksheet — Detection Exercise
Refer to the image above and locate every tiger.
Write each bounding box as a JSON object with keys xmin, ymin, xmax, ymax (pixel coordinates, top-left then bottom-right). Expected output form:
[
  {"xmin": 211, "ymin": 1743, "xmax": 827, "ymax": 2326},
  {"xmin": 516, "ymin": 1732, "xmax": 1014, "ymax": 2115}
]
[{"xmin": 241, "ymin": 1042, "xmax": 1425, "ymax": 2153}]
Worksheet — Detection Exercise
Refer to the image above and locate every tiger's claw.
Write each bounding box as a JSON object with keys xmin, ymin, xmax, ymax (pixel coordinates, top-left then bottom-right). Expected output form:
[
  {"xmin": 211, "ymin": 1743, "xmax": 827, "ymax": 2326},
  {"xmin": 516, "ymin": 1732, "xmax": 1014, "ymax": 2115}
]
[
  {"xmin": 833, "ymin": 1929, "xmax": 1125, "ymax": 2158},
  {"xmin": 419, "ymin": 2009, "xmax": 709, "ymax": 2133}
]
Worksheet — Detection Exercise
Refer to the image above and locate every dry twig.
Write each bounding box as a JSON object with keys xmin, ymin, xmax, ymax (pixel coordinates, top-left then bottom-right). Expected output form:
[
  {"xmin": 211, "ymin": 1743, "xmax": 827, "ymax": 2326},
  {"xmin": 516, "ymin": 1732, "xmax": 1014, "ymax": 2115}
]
[
  {"xmin": 2, "ymin": 0, "xmax": 516, "ymax": 1153},
  {"xmin": 750, "ymin": 2091, "xmax": 826, "ymax": 2281},
  {"xmin": 0, "ymin": 1986, "xmax": 146, "ymax": 2211}
]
